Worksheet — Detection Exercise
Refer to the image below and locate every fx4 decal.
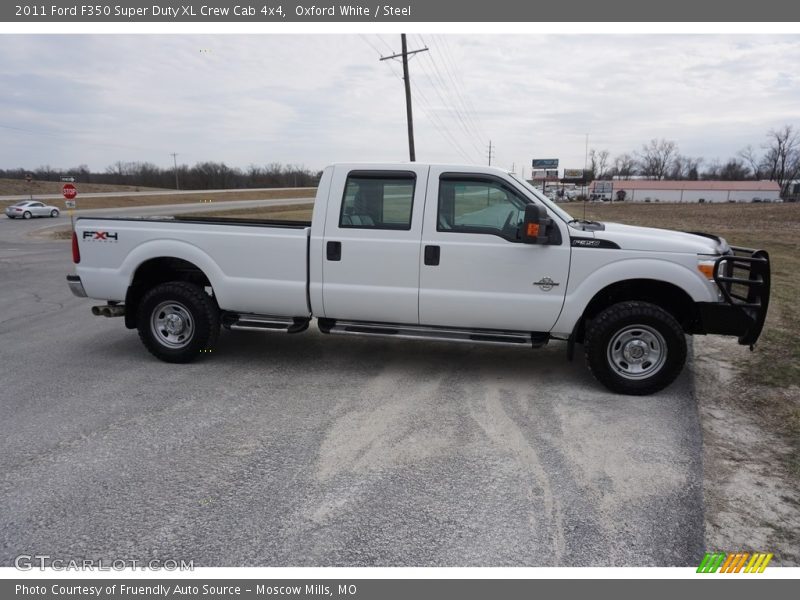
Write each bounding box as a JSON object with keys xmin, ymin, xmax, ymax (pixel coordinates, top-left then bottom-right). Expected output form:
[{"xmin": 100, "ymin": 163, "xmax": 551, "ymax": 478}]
[{"xmin": 83, "ymin": 231, "xmax": 118, "ymax": 241}]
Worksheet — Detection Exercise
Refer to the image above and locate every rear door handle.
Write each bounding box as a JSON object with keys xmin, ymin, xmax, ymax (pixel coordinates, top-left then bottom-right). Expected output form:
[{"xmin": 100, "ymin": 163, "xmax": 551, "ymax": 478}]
[
  {"xmin": 326, "ymin": 241, "xmax": 342, "ymax": 261},
  {"xmin": 424, "ymin": 245, "xmax": 440, "ymax": 266}
]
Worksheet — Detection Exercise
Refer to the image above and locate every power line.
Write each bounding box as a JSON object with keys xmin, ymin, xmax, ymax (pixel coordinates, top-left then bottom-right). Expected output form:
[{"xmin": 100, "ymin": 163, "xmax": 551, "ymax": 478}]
[
  {"xmin": 412, "ymin": 59, "xmax": 483, "ymax": 160},
  {"xmin": 358, "ymin": 33, "xmax": 384, "ymax": 57},
  {"xmin": 362, "ymin": 35, "xmax": 477, "ymax": 164},
  {"xmin": 415, "ymin": 42, "xmax": 484, "ymax": 155},
  {"xmin": 419, "ymin": 35, "xmax": 488, "ymax": 150},
  {"xmin": 432, "ymin": 35, "xmax": 490, "ymax": 143},
  {"xmin": 375, "ymin": 34, "xmax": 396, "ymax": 55}
]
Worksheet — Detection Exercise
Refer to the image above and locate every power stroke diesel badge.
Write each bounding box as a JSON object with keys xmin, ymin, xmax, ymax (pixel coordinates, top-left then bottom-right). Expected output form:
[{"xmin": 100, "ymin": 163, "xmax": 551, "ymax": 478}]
[{"xmin": 533, "ymin": 277, "xmax": 560, "ymax": 291}]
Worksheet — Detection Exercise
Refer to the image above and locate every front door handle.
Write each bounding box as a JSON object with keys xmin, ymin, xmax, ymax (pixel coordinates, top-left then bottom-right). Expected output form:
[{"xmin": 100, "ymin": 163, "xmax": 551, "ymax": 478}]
[
  {"xmin": 424, "ymin": 245, "xmax": 440, "ymax": 266},
  {"xmin": 326, "ymin": 241, "xmax": 342, "ymax": 261}
]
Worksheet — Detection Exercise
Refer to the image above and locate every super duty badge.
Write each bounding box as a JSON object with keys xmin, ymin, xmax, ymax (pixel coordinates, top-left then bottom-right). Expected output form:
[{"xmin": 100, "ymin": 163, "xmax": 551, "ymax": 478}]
[{"xmin": 571, "ymin": 237, "xmax": 620, "ymax": 249}]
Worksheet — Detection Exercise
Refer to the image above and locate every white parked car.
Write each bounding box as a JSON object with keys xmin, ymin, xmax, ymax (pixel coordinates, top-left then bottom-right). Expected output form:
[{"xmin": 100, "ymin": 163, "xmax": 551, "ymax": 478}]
[
  {"xmin": 5, "ymin": 200, "xmax": 60, "ymax": 219},
  {"xmin": 66, "ymin": 163, "xmax": 771, "ymax": 395}
]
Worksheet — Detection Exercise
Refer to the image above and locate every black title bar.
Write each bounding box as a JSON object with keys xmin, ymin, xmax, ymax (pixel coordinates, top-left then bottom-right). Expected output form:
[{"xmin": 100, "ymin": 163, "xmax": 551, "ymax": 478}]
[{"xmin": 5, "ymin": 0, "xmax": 800, "ymax": 22}]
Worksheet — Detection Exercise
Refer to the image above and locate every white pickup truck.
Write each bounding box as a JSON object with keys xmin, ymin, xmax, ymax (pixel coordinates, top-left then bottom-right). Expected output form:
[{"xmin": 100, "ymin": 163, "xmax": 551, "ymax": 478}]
[{"xmin": 66, "ymin": 163, "xmax": 770, "ymax": 395}]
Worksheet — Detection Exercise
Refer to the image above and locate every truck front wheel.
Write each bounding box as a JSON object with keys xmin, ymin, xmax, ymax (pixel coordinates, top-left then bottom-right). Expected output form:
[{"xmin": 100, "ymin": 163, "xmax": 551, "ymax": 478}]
[
  {"xmin": 137, "ymin": 281, "xmax": 219, "ymax": 363},
  {"xmin": 584, "ymin": 301, "xmax": 686, "ymax": 395}
]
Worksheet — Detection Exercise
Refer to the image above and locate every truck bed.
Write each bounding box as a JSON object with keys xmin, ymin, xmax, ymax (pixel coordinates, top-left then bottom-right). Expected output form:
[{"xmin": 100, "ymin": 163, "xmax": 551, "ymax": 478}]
[{"xmin": 74, "ymin": 215, "xmax": 312, "ymax": 317}]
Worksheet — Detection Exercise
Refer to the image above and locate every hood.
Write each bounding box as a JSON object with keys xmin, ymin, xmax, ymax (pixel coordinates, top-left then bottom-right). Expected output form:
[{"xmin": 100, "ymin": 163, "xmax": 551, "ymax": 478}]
[{"xmin": 592, "ymin": 222, "xmax": 728, "ymax": 254}]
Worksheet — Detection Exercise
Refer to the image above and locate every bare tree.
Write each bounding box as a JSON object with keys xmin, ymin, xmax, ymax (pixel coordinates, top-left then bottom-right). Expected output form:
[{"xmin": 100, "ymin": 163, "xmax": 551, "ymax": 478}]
[
  {"xmin": 762, "ymin": 125, "xmax": 800, "ymax": 195},
  {"xmin": 719, "ymin": 158, "xmax": 750, "ymax": 180},
  {"xmin": 588, "ymin": 148, "xmax": 611, "ymax": 179},
  {"xmin": 636, "ymin": 138, "xmax": 678, "ymax": 180},
  {"xmin": 738, "ymin": 145, "xmax": 762, "ymax": 180},
  {"xmin": 612, "ymin": 153, "xmax": 636, "ymax": 179},
  {"xmin": 701, "ymin": 160, "xmax": 722, "ymax": 180},
  {"xmin": 668, "ymin": 154, "xmax": 703, "ymax": 180}
]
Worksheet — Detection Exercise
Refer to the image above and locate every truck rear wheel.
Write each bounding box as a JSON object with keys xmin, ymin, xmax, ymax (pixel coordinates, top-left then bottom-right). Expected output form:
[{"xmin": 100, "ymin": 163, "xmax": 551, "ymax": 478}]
[
  {"xmin": 584, "ymin": 301, "xmax": 686, "ymax": 395},
  {"xmin": 137, "ymin": 281, "xmax": 219, "ymax": 363}
]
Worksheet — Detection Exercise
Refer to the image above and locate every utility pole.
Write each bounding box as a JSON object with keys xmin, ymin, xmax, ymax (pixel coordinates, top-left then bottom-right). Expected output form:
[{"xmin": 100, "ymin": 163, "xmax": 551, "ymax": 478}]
[
  {"xmin": 487, "ymin": 140, "xmax": 495, "ymax": 166},
  {"xmin": 583, "ymin": 133, "xmax": 589, "ymax": 220},
  {"xmin": 380, "ymin": 34, "xmax": 428, "ymax": 162},
  {"xmin": 170, "ymin": 152, "xmax": 180, "ymax": 190}
]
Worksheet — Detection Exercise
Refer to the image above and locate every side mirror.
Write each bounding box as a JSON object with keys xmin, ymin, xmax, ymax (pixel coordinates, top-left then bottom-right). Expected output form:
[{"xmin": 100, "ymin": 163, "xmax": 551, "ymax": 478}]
[{"xmin": 521, "ymin": 204, "xmax": 552, "ymax": 244}]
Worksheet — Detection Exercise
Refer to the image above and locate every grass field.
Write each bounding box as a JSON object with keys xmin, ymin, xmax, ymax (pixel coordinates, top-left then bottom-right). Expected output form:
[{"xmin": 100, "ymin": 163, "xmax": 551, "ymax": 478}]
[
  {"xmin": 1, "ymin": 188, "xmax": 316, "ymax": 212},
  {"xmin": 0, "ymin": 178, "xmax": 166, "ymax": 196}
]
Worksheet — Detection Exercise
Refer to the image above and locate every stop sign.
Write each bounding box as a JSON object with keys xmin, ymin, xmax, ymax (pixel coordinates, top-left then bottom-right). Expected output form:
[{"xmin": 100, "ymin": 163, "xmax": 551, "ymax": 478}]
[{"xmin": 62, "ymin": 183, "xmax": 77, "ymax": 200}]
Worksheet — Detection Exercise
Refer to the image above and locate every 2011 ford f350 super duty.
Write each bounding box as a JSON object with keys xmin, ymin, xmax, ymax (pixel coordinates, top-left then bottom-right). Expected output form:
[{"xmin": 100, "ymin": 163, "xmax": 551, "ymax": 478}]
[{"xmin": 66, "ymin": 163, "xmax": 770, "ymax": 395}]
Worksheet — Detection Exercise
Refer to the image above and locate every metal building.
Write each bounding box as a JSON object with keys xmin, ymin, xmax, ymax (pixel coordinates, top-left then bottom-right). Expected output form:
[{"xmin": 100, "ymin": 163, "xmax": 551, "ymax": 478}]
[{"xmin": 589, "ymin": 180, "xmax": 782, "ymax": 202}]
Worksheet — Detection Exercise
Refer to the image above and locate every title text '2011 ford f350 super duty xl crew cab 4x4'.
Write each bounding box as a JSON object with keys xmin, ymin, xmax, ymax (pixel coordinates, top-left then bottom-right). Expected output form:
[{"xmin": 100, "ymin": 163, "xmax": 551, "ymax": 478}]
[{"xmin": 66, "ymin": 163, "xmax": 770, "ymax": 395}]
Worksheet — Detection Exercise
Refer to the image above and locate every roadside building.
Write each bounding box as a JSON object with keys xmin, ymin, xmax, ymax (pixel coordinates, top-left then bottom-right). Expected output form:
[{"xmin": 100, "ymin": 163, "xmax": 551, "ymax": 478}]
[{"xmin": 589, "ymin": 180, "xmax": 782, "ymax": 202}]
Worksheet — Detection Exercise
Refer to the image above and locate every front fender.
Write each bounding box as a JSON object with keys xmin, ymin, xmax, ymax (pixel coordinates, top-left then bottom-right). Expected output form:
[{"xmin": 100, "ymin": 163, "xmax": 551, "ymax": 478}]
[{"xmin": 552, "ymin": 255, "xmax": 715, "ymax": 335}]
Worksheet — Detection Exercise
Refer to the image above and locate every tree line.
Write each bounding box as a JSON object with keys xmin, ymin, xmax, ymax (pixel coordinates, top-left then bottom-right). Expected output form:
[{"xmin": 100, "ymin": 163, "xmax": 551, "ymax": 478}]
[
  {"xmin": 588, "ymin": 125, "xmax": 799, "ymax": 196},
  {"xmin": 0, "ymin": 162, "xmax": 323, "ymax": 190}
]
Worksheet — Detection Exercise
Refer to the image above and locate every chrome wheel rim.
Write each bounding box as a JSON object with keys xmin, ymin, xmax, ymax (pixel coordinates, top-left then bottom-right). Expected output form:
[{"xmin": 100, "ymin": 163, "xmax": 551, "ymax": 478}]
[
  {"xmin": 607, "ymin": 325, "xmax": 667, "ymax": 380},
  {"xmin": 151, "ymin": 301, "xmax": 195, "ymax": 348}
]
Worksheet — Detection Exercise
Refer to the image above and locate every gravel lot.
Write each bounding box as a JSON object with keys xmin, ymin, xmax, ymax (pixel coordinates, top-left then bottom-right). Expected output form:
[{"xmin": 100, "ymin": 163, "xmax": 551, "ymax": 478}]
[{"xmin": 0, "ymin": 213, "xmax": 705, "ymax": 566}]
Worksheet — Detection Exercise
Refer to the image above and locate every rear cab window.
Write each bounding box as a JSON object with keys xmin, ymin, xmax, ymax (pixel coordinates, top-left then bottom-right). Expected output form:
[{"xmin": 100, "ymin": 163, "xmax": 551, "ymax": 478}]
[{"xmin": 339, "ymin": 171, "xmax": 416, "ymax": 230}]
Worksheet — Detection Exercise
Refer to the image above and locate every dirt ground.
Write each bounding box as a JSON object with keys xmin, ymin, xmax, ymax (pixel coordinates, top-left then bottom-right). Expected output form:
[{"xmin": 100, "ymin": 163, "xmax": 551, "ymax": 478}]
[{"xmin": 693, "ymin": 336, "xmax": 799, "ymax": 565}]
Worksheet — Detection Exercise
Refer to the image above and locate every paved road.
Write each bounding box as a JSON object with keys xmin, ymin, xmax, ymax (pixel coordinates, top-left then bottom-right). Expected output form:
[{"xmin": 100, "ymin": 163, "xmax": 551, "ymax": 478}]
[{"xmin": 0, "ymin": 217, "xmax": 705, "ymax": 567}]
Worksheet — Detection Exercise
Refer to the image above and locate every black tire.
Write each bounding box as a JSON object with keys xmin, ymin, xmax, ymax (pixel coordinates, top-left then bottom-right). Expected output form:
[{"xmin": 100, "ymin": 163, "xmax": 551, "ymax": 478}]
[
  {"xmin": 584, "ymin": 301, "xmax": 686, "ymax": 395},
  {"xmin": 137, "ymin": 281, "xmax": 219, "ymax": 363},
  {"xmin": 50, "ymin": 209, "xmax": 59, "ymax": 217},
  {"xmin": 23, "ymin": 211, "xmax": 32, "ymax": 219}
]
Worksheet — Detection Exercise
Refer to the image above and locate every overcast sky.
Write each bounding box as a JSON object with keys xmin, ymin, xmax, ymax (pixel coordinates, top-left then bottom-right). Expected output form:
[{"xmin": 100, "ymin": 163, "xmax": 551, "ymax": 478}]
[{"xmin": 1, "ymin": 34, "xmax": 799, "ymax": 175}]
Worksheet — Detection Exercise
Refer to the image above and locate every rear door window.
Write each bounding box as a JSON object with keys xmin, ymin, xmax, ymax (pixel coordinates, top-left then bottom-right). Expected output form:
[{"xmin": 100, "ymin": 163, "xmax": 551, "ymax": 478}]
[{"xmin": 339, "ymin": 171, "xmax": 416, "ymax": 230}]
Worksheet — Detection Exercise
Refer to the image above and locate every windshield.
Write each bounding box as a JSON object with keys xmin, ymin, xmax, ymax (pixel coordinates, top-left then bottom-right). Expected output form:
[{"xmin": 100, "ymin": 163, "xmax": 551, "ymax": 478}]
[{"xmin": 507, "ymin": 173, "xmax": 573, "ymax": 223}]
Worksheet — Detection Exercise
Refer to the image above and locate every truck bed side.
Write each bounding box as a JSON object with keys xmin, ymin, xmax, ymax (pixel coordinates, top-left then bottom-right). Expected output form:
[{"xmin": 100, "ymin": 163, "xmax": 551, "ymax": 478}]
[{"xmin": 75, "ymin": 216, "xmax": 311, "ymax": 317}]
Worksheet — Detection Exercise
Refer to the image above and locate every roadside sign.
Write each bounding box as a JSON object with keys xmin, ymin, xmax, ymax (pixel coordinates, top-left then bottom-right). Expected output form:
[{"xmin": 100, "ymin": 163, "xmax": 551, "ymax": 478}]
[
  {"xmin": 563, "ymin": 169, "xmax": 585, "ymax": 179},
  {"xmin": 62, "ymin": 183, "xmax": 77, "ymax": 200},
  {"xmin": 61, "ymin": 176, "xmax": 76, "ymax": 183},
  {"xmin": 25, "ymin": 173, "xmax": 32, "ymax": 182},
  {"xmin": 532, "ymin": 159, "xmax": 559, "ymax": 169},
  {"xmin": 64, "ymin": 200, "xmax": 76, "ymax": 209}
]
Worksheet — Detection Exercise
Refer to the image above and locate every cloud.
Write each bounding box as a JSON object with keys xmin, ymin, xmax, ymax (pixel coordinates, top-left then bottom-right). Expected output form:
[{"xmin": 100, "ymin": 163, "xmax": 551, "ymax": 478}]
[{"xmin": 0, "ymin": 34, "xmax": 798, "ymax": 173}]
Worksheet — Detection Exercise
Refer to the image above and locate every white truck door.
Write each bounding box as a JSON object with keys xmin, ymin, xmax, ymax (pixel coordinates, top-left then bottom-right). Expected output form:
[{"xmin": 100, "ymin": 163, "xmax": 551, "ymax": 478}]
[
  {"xmin": 321, "ymin": 165, "xmax": 429, "ymax": 324},
  {"xmin": 419, "ymin": 167, "xmax": 571, "ymax": 332}
]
